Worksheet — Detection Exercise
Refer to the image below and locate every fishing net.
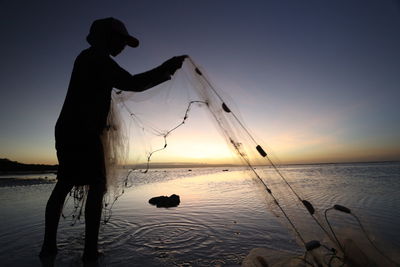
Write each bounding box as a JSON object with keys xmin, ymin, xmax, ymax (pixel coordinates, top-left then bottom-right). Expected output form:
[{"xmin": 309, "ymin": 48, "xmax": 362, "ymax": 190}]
[{"xmin": 62, "ymin": 57, "xmax": 398, "ymax": 266}]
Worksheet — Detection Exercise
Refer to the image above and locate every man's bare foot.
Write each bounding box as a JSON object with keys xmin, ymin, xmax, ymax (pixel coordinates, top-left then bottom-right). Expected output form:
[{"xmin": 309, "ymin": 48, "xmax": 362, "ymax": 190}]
[
  {"xmin": 82, "ymin": 250, "xmax": 104, "ymax": 262},
  {"xmin": 39, "ymin": 245, "xmax": 58, "ymax": 258}
]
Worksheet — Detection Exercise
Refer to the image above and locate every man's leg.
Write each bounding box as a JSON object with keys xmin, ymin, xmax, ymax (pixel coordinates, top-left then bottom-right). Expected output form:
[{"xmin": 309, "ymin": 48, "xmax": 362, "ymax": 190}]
[
  {"xmin": 83, "ymin": 182, "xmax": 106, "ymax": 259},
  {"xmin": 40, "ymin": 180, "xmax": 73, "ymax": 256}
]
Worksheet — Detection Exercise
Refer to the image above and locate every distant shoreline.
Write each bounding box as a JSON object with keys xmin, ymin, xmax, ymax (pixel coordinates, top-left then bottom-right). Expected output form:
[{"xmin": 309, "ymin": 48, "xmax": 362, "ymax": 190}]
[
  {"xmin": 0, "ymin": 158, "xmax": 57, "ymax": 175},
  {"xmin": 1, "ymin": 158, "xmax": 398, "ymax": 175},
  {"xmin": 0, "ymin": 170, "xmax": 58, "ymax": 175}
]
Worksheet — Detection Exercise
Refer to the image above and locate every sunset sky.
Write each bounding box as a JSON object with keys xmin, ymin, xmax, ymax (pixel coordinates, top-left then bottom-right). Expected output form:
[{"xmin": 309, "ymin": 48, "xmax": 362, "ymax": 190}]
[{"xmin": 1, "ymin": 0, "xmax": 399, "ymax": 165}]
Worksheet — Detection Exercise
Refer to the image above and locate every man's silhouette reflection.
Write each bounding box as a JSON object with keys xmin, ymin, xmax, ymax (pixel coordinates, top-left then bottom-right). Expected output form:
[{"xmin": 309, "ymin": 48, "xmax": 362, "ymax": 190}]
[{"xmin": 40, "ymin": 17, "xmax": 186, "ymax": 262}]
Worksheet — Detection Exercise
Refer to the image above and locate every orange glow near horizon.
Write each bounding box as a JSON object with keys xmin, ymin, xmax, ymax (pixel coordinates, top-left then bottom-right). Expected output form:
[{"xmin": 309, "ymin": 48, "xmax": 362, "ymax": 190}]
[
  {"xmin": 5, "ymin": 144, "xmax": 400, "ymax": 166},
  {"xmin": 4, "ymin": 100, "xmax": 399, "ymax": 166},
  {"xmin": 5, "ymin": 128, "xmax": 400, "ymax": 166}
]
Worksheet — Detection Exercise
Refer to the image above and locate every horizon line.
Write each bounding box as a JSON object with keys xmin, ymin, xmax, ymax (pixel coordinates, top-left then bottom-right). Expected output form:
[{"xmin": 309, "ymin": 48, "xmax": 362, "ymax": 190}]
[{"xmin": 2, "ymin": 158, "xmax": 399, "ymax": 169}]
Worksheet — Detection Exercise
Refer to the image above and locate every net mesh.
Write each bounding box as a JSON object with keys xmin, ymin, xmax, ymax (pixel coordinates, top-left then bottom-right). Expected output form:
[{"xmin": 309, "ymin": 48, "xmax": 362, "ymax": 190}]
[{"xmin": 61, "ymin": 57, "xmax": 394, "ymax": 266}]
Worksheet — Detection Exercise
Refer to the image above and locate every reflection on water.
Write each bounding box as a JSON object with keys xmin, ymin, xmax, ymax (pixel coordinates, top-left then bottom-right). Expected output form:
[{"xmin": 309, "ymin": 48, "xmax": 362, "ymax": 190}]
[{"xmin": 0, "ymin": 162, "xmax": 399, "ymax": 266}]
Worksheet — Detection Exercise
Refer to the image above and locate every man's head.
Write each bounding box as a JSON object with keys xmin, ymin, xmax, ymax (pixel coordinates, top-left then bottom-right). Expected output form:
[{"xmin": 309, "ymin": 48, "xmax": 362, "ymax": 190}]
[{"xmin": 87, "ymin": 17, "xmax": 139, "ymax": 56}]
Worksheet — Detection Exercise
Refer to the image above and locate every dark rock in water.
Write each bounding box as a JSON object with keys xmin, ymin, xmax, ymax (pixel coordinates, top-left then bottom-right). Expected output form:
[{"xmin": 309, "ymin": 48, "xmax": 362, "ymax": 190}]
[
  {"xmin": 222, "ymin": 169, "xmax": 229, "ymax": 172},
  {"xmin": 188, "ymin": 169, "xmax": 192, "ymax": 171},
  {"xmin": 149, "ymin": 194, "xmax": 180, "ymax": 208}
]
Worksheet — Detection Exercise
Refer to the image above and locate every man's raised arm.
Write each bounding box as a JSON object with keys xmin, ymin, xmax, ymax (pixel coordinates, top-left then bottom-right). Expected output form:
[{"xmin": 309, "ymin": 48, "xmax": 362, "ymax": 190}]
[{"xmin": 111, "ymin": 55, "xmax": 187, "ymax": 92}]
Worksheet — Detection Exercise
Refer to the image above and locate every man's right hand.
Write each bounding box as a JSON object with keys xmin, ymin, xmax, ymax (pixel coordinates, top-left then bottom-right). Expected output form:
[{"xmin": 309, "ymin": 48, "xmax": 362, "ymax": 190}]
[{"xmin": 162, "ymin": 55, "xmax": 188, "ymax": 76}]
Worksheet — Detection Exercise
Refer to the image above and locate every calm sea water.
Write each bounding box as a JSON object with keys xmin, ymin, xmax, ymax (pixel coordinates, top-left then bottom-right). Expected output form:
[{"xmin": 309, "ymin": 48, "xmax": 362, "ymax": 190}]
[{"xmin": 0, "ymin": 162, "xmax": 399, "ymax": 266}]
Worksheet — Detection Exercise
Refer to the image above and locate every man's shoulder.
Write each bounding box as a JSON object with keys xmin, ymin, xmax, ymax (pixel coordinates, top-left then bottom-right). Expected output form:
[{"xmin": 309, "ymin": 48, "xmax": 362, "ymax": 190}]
[{"xmin": 74, "ymin": 48, "xmax": 116, "ymax": 67}]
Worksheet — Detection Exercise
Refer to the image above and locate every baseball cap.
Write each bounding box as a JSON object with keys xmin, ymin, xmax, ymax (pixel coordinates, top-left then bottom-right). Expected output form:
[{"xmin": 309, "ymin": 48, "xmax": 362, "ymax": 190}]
[{"xmin": 87, "ymin": 17, "xmax": 139, "ymax": 47}]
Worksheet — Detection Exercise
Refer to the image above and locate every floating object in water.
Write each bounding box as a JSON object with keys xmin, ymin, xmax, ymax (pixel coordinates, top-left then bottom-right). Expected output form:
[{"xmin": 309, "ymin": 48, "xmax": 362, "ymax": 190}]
[
  {"xmin": 222, "ymin": 169, "xmax": 229, "ymax": 172},
  {"xmin": 149, "ymin": 194, "xmax": 180, "ymax": 208}
]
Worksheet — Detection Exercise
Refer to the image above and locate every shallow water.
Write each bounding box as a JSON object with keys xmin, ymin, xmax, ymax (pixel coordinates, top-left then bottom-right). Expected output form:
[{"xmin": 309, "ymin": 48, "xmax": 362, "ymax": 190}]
[{"xmin": 0, "ymin": 162, "xmax": 399, "ymax": 266}]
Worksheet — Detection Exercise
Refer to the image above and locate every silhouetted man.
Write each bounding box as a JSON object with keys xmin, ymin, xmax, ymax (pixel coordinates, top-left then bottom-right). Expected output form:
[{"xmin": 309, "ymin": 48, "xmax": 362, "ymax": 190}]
[{"xmin": 40, "ymin": 17, "xmax": 186, "ymax": 261}]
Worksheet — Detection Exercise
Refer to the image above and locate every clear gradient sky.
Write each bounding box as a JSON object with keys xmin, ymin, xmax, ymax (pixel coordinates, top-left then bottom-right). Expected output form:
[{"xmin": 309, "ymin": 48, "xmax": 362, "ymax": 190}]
[{"xmin": 1, "ymin": 0, "xmax": 399, "ymax": 165}]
